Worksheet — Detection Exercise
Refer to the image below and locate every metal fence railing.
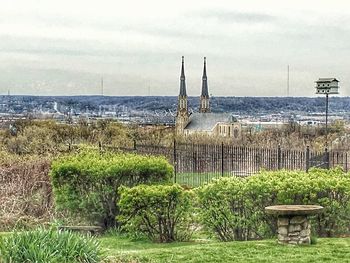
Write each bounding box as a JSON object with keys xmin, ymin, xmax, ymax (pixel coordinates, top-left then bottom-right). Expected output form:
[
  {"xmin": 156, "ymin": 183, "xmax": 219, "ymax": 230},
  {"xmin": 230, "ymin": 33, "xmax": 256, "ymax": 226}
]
[{"xmin": 100, "ymin": 141, "xmax": 350, "ymax": 187}]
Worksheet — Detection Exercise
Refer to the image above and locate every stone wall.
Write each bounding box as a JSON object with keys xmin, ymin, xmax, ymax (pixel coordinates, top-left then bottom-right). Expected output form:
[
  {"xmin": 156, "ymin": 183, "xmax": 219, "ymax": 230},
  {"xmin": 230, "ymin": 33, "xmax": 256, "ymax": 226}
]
[{"xmin": 277, "ymin": 215, "xmax": 311, "ymax": 245}]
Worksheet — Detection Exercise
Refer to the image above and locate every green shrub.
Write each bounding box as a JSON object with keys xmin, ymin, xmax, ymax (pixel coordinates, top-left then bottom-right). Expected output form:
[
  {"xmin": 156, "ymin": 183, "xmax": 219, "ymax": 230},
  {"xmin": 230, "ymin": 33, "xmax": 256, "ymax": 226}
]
[
  {"xmin": 0, "ymin": 228, "xmax": 101, "ymax": 263},
  {"xmin": 118, "ymin": 184, "xmax": 195, "ymax": 242},
  {"xmin": 197, "ymin": 168, "xmax": 350, "ymax": 241},
  {"xmin": 50, "ymin": 150, "xmax": 173, "ymax": 228},
  {"xmin": 196, "ymin": 177, "xmax": 262, "ymax": 241}
]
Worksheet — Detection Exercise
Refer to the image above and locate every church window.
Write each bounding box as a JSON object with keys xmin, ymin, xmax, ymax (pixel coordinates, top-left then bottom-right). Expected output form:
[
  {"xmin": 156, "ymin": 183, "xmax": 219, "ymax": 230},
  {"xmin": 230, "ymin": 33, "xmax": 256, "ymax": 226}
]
[{"xmin": 234, "ymin": 128, "xmax": 239, "ymax": 138}]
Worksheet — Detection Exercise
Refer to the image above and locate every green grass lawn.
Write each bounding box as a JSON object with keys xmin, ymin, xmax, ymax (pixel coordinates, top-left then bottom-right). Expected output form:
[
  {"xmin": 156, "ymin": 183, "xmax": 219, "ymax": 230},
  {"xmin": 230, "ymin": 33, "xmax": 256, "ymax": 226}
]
[
  {"xmin": 2, "ymin": 232, "xmax": 350, "ymax": 262},
  {"xmin": 100, "ymin": 235, "xmax": 350, "ymax": 263},
  {"xmin": 175, "ymin": 171, "xmax": 252, "ymax": 187},
  {"xmin": 175, "ymin": 172, "xmax": 230, "ymax": 187}
]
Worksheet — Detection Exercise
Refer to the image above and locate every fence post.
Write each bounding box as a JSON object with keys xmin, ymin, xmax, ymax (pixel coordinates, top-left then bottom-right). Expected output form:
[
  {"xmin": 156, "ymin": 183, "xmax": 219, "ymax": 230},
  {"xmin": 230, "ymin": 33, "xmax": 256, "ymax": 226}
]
[
  {"xmin": 193, "ymin": 146, "xmax": 197, "ymax": 173},
  {"xmin": 98, "ymin": 141, "xmax": 102, "ymax": 153},
  {"xmin": 305, "ymin": 146, "xmax": 310, "ymax": 172},
  {"xmin": 133, "ymin": 139, "xmax": 137, "ymax": 151},
  {"xmin": 221, "ymin": 142, "xmax": 224, "ymax": 177},
  {"xmin": 277, "ymin": 145, "xmax": 282, "ymax": 170},
  {"xmin": 173, "ymin": 139, "xmax": 177, "ymax": 183},
  {"xmin": 345, "ymin": 152, "xmax": 348, "ymax": 172},
  {"xmin": 324, "ymin": 147, "xmax": 330, "ymax": 169}
]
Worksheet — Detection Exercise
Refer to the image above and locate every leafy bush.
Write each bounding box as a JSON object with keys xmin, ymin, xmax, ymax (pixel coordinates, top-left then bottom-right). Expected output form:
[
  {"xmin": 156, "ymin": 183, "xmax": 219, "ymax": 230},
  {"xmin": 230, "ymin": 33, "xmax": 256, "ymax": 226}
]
[
  {"xmin": 1, "ymin": 119, "xmax": 133, "ymax": 155},
  {"xmin": 118, "ymin": 184, "xmax": 195, "ymax": 242},
  {"xmin": 50, "ymin": 150, "xmax": 173, "ymax": 228},
  {"xmin": 197, "ymin": 168, "xmax": 350, "ymax": 241},
  {"xmin": 196, "ymin": 177, "xmax": 261, "ymax": 241},
  {"xmin": 0, "ymin": 228, "xmax": 101, "ymax": 263}
]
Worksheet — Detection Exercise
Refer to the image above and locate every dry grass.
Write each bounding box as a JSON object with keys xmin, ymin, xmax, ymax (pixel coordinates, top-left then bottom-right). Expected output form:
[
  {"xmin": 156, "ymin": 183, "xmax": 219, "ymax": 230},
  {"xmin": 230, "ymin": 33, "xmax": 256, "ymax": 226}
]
[{"xmin": 0, "ymin": 156, "xmax": 53, "ymax": 230}]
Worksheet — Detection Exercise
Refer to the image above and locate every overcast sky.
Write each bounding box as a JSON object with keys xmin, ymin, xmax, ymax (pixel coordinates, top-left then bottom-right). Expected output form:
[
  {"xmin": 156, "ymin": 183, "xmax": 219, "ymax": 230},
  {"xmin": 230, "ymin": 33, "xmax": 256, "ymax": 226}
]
[{"xmin": 0, "ymin": 0, "xmax": 349, "ymax": 96}]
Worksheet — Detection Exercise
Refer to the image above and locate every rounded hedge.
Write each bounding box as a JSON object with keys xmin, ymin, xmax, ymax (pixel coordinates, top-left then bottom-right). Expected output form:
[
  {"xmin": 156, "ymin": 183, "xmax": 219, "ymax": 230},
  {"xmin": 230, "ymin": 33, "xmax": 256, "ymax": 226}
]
[
  {"xmin": 50, "ymin": 150, "xmax": 173, "ymax": 228},
  {"xmin": 196, "ymin": 168, "xmax": 350, "ymax": 241}
]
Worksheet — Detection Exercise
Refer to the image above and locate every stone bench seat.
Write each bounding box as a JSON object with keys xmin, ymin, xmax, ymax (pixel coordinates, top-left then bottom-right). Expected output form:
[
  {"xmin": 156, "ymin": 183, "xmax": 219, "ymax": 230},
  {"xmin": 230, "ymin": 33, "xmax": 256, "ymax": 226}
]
[
  {"xmin": 265, "ymin": 205, "xmax": 324, "ymax": 245},
  {"xmin": 265, "ymin": 205, "xmax": 324, "ymax": 216}
]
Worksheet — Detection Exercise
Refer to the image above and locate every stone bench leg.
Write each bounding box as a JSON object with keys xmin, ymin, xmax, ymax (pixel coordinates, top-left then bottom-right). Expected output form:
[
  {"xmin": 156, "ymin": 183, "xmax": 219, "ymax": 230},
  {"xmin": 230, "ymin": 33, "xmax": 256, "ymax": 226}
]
[{"xmin": 277, "ymin": 215, "xmax": 311, "ymax": 245}]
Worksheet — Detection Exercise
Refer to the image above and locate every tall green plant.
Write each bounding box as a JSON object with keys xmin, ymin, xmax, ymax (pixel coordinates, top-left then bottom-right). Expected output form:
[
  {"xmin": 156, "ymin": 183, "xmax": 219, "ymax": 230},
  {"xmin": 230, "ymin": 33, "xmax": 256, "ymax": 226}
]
[
  {"xmin": 0, "ymin": 228, "xmax": 101, "ymax": 263},
  {"xmin": 196, "ymin": 177, "xmax": 264, "ymax": 241},
  {"xmin": 118, "ymin": 184, "xmax": 195, "ymax": 242},
  {"xmin": 50, "ymin": 150, "xmax": 173, "ymax": 228}
]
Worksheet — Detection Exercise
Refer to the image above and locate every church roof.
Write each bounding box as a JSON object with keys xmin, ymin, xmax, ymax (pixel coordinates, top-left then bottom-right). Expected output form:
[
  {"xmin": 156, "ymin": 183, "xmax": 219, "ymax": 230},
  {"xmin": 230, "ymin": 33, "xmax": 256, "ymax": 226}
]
[{"xmin": 184, "ymin": 113, "xmax": 237, "ymax": 131}]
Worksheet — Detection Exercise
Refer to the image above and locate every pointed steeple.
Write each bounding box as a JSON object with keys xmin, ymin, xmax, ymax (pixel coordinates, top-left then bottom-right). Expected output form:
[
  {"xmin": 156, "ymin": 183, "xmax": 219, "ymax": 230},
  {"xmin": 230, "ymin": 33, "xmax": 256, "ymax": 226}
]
[
  {"xmin": 201, "ymin": 57, "xmax": 209, "ymax": 97},
  {"xmin": 177, "ymin": 56, "xmax": 188, "ymax": 114},
  {"xmin": 199, "ymin": 57, "xmax": 210, "ymax": 113},
  {"xmin": 179, "ymin": 56, "xmax": 187, "ymax": 96},
  {"xmin": 176, "ymin": 56, "xmax": 189, "ymax": 135}
]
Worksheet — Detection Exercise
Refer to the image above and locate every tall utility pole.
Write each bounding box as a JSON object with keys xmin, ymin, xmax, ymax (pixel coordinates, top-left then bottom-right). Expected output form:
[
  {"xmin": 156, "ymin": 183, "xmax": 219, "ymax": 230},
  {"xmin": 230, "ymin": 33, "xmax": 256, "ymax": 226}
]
[
  {"xmin": 7, "ymin": 89, "xmax": 10, "ymax": 113},
  {"xmin": 148, "ymin": 80, "xmax": 151, "ymax": 96},
  {"xmin": 101, "ymin": 77, "xmax": 104, "ymax": 96},
  {"xmin": 287, "ymin": 65, "xmax": 290, "ymax": 97}
]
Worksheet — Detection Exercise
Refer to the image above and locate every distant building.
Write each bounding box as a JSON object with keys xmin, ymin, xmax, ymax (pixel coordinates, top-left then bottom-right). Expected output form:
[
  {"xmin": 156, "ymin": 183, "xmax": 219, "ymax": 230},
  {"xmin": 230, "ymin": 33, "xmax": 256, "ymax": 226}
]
[{"xmin": 175, "ymin": 56, "xmax": 241, "ymax": 138}]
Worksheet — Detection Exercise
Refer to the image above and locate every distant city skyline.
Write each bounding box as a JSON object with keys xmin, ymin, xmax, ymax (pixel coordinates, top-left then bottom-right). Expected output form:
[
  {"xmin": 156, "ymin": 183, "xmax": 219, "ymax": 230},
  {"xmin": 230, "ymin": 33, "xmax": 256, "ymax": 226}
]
[{"xmin": 0, "ymin": 0, "xmax": 349, "ymax": 96}]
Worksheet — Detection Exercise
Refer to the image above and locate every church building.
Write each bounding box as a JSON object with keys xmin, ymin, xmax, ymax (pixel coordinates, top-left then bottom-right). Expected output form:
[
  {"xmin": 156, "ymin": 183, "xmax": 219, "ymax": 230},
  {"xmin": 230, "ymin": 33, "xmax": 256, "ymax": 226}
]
[{"xmin": 175, "ymin": 56, "xmax": 241, "ymax": 138}]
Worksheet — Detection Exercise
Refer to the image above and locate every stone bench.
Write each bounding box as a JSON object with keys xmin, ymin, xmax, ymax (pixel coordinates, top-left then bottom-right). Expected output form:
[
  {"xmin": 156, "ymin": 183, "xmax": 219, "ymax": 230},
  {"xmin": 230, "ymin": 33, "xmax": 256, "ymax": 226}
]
[
  {"xmin": 265, "ymin": 205, "xmax": 323, "ymax": 245},
  {"xmin": 58, "ymin": 225, "xmax": 103, "ymax": 235}
]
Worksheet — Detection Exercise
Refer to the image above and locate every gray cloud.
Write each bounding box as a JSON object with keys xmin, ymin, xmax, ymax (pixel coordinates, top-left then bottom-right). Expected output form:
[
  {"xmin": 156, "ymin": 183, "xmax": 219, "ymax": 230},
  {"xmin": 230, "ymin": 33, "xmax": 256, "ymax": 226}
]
[
  {"xmin": 1, "ymin": 2, "xmax": 350, "ymax": 96},
  {"xmin": 0, "ymin": 35, "xmax": 181, "ymax": 59},
  {"xmin": 195, "ymin": 10, "xmax": 278, "ymax": 24}
]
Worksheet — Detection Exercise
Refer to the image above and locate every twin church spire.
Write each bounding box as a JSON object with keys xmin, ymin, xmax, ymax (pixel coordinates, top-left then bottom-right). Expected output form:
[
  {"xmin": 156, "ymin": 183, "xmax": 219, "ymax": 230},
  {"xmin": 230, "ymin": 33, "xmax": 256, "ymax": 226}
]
[
  {"xmin": 177, "ymin": 56, "xmax": 188, "ymax": 117},
  {"xmin": 199, "ymin": 57, "xmax": 210, "ymax": 113},
  {"xmin": 179, "ymin": 56, "xmax": 187, "ymax": 96},
  {"xmin": 177, "ymin": 56, "xmax": 210, "ymax": 114}
]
